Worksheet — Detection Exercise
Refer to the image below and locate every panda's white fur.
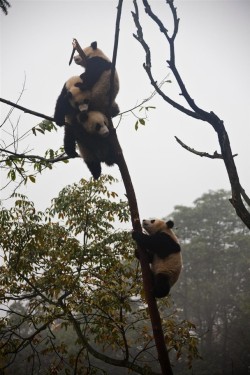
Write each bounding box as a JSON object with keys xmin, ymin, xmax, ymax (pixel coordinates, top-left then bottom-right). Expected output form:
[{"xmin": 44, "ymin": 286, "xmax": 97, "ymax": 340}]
[
  {"xmin": 132, "ymin": 219, "xmax": 182, "ymax": 298},
  {"xmin": 64, "ymin": 111, "xmax": 116, "ymax": 180}
]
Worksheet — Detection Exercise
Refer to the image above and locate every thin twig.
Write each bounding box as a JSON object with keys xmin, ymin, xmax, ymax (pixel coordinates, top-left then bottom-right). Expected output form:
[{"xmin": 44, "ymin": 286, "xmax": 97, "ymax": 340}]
[{"xmin": 1, "ymin": 74, "xmax": 27, "ymax": 128}]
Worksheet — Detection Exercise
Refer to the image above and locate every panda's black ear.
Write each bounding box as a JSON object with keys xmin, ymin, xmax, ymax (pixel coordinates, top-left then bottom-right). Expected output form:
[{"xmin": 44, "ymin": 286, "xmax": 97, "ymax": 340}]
[
  {"xmin": 166, "ymin": 220, "xmax": 174, "ymax": 229},
  {"xmin": 91, "ymin": 41, "xmax": 97, "ymax": 50}
]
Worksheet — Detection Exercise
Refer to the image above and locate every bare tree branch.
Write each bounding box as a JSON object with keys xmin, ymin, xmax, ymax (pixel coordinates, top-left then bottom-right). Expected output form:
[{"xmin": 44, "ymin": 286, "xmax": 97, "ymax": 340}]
[
  {"xmin": 132, "ymin": 0, "xmax": 201, "ymax": 121},
  {"xmin": 240, "ymin": 186, "xmax": 250, "ymax": 208},
  {"xmin": 0, "ymin": 97, "xmax": 55, "ymax": 123},
  {"xmin": 174, "ymin": 136, "xmax": 238, "ymax": 160}
]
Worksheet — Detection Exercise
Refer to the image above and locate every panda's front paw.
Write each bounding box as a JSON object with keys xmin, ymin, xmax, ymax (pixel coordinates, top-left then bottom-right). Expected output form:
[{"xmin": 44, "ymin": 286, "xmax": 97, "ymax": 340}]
[
  {"xmin": 66, "ymin": 151, "xmax": 79, "ymax": 158},
  {"xmin": 132, "ymin": 231, "xmax": 141, "ymax": 242},
  {"xmin": 54, "ymin": 117, "xmax": 64, "ymax": 126}
]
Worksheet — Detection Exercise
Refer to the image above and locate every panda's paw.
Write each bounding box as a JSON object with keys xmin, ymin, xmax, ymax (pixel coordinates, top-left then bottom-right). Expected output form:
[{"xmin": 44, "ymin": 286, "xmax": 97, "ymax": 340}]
[
  {"xmin": 67, "ymin": 151, "xmax": 79, "ymax": 158},
  {"xmin": 54, "ymin": 118, "xmax": 64, "ymax": 127},
  {"xmin": 111, "ymin": 103, "xmax": 120, "ymax": 117},
  {"xmin": 132, "ymin": 231, "xmax": 141, "ymax": 241}
]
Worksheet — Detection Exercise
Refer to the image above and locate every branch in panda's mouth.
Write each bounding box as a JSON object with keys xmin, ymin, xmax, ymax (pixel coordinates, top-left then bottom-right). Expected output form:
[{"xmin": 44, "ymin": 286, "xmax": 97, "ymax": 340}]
[{"xmin": 68, "ymin": 46, "xmax": 76, "ymax": 65}]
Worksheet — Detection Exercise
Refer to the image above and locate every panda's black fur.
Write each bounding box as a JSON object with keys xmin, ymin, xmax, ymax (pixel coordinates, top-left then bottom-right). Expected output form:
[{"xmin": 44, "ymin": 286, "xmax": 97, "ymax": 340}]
[
  {"xmin": 64, "ymin": 111, "xmax": 116, "ymax": 180},
  {"xmin": 132, "ymin": 219, "xmax": 182, "ymax": 298}
]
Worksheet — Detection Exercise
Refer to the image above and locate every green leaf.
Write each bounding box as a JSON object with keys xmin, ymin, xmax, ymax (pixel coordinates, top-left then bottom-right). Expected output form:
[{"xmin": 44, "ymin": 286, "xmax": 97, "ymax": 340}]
[
  {"xmin": 28, "ymin": 175, "xmax": 36, "ymax": 183},
  {"xmin": 7, "ymin": 169, "xmax": 16, "ymax": 181},
  {"xmin": 139, "ymin": 118, "xmax": 145, "ymax": 125}
]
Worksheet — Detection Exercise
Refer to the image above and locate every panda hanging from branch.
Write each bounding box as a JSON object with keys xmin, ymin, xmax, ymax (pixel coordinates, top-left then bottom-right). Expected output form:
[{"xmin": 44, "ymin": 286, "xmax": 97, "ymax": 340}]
[{"xmin": 54, "ymin": 40, "xmax": 120, "ymax": 179}]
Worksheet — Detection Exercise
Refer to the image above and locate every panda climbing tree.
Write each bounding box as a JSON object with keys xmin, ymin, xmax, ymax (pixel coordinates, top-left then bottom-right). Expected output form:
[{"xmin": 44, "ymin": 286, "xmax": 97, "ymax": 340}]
[{"xmin": 132, "ymin": 219, "xmax": 182, "ymax": 298}]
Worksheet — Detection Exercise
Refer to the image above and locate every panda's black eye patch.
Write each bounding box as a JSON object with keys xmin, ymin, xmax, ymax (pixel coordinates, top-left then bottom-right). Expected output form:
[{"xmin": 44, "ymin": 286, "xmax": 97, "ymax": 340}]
[
  {"xmin": 151, "ymin": 220, "xmax": 155, "ymax": 223},
  {"xmin": 95, "ymin": 123, "xmax": 101, "ymax": 131}
]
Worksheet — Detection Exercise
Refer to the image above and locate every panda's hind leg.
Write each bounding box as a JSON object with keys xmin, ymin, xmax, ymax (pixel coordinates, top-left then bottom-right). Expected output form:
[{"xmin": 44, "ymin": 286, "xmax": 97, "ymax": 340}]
[
  {"xmin": 64, "ymin": 124, "xmax": 79, "ymax": 158},
  {"xmin": 153, "ymin": 273, "xmax": 171, "ymax": 298},
  {"xmin": 86, "ymin": 161, "xmax": 102, "ymax": 180},
  {"xmin": 77, "ymin": 144, "xmax": 102, "ymax": 179},
  {"xmin": 111, "ymin": 102, "xmax": 120, "ymax": 117}
]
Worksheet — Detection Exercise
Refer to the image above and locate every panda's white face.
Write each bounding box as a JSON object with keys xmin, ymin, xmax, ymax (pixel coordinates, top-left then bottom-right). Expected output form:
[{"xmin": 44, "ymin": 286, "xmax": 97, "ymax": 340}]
[
  {"xmin": 142, "ymin": 219, "xmax": 179, "ymax": 243},
  {"xmin": 142, "ymin": 219, "xmax": 166, "ymax": 235},
  {"xmin": 80, "ymin": 111, "xmax": 109, "ymax": 138}
]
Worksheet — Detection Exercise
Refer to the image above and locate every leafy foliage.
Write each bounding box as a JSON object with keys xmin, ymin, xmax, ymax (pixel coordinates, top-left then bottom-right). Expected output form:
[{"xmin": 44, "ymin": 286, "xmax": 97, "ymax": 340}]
[
  {"xmin": 31, "ymin": 120, "xmax": 57, "ymax": 136},
  {"xmin": 0, "ymin": 118, "xmax": 66, "ymax": 190},
  {"xmin": 0, "ymin": 175, "xmax": 197, "ymax": 374},
  {"xmin": 134, "ymin": 106, "xmax": 156, "ymax": 131}
]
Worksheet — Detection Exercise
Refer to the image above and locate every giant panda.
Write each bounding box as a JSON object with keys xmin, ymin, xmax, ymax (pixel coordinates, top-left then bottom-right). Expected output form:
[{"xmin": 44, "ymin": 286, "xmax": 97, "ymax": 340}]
[
  {"xmin": 64, "ymin": 111, "xmax": 116, "ymax": 180},
  {"xmin": 54, "ymin": 41, "xmax": 120, "ymax": 126},
  {"xmin": 73, "ymin": 41, "xmax": 120, "ymax": 117},
  {"xmin": 132, "ymin": 219, "xmax": 182, "ymax": 298}
]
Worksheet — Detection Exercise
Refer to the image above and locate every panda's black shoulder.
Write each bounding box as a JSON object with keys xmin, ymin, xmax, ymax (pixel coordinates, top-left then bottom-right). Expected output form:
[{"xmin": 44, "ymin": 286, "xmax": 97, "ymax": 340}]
[
  {"xmin": 152, "ymin": 232, "xmax": 180, "ymax": 258},
  {"xmin": 86, "ymin": 56, "xmax": 112, "ymax": 71},
  {"xmin": 84, "ymin": 57, "xmax": 112, "ymax": 89}
]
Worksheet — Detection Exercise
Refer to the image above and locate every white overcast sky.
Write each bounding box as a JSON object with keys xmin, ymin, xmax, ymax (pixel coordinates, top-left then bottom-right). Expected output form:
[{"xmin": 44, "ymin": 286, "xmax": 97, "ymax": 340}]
[{"xmin": 1, "ymin": 0, "xmax": 250, "ymax": 224}]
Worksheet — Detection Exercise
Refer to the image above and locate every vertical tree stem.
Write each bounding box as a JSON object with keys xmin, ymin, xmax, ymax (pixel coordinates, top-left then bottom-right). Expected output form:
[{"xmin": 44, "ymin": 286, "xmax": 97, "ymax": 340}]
[{"xmin": 109, "ymin": 2, "xmax": 173, "ymax": 373}]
